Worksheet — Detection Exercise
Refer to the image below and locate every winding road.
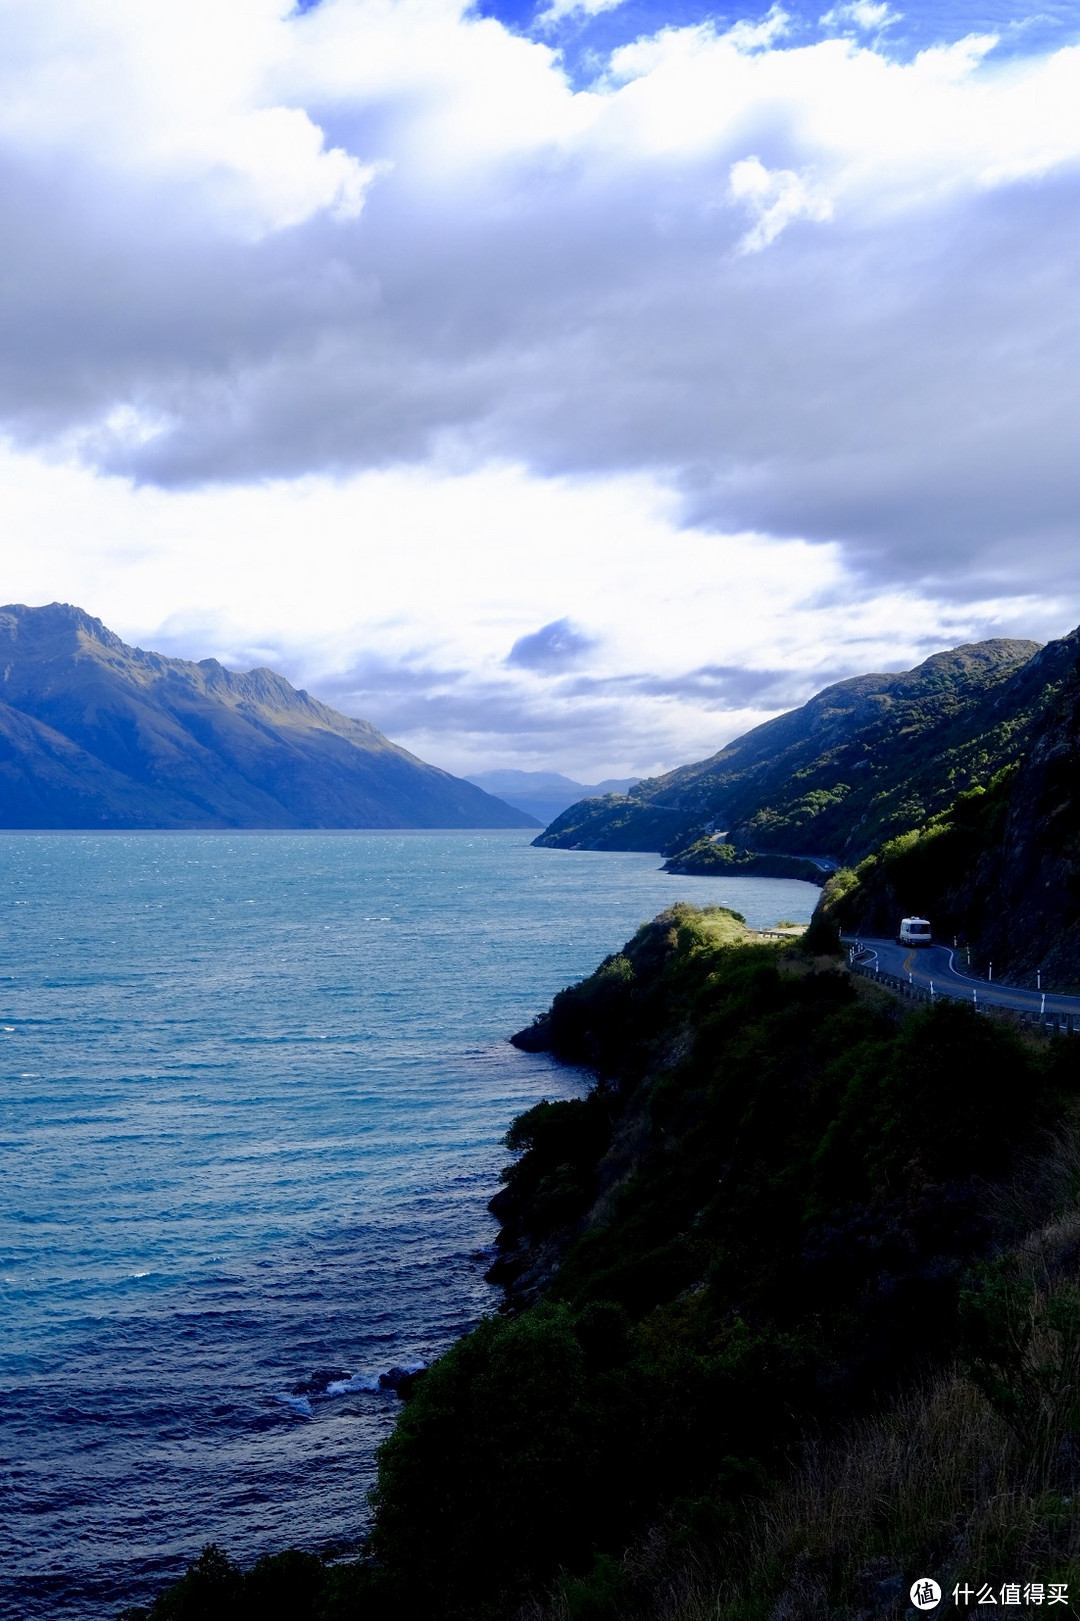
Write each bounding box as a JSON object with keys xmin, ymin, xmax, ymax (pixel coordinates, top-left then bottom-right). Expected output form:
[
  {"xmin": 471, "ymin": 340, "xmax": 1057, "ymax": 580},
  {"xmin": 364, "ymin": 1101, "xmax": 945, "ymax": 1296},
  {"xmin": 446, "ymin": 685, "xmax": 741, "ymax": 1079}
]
[{"xmin": 844, "ymin": 936, "xmax": 1080, "ymax": 1020}]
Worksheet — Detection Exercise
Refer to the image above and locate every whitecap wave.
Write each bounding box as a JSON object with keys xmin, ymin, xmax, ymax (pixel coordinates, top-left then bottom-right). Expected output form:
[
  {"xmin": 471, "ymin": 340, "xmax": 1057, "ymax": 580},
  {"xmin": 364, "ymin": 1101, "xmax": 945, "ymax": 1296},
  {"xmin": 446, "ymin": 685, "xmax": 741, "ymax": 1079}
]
[
  {"xmin": 325, "ymin": 1372, "xmax": 383, "ymax": 1395},
  {"xmin": 274, "ymin": 1393, "xmax": 313, "ymax": 1417},
  {"xmin": 288, "ymin": 1362, "xmax": 429, "ymax": 1402}
]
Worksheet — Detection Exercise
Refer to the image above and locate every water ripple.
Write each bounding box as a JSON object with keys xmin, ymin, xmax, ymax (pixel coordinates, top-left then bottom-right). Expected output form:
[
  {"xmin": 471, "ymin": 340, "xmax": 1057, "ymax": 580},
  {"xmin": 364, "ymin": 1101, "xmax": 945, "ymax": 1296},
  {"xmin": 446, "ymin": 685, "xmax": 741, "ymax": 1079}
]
[{"xmin": 0, "ymin": 831, "xmax": 816, "ymax": 1619}]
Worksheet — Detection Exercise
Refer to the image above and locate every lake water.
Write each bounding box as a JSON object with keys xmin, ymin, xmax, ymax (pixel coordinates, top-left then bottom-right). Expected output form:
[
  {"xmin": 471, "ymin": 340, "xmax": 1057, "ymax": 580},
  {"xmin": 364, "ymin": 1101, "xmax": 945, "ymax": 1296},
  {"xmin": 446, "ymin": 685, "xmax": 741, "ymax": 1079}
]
[{"xmin": 0, "ymin": 831, "xmax": 818, "ymax": 1620}]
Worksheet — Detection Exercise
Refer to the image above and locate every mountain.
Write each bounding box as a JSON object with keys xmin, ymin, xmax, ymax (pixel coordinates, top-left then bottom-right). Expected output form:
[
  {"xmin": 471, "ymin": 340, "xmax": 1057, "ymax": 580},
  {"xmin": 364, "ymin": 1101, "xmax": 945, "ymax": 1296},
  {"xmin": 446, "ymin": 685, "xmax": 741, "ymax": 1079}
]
[
  {"xmin": 821, "ymin": 626, "xmax": 1080, "ymax": 986},
  {"xmin": 464, "ymin": 769, "xmax": 639, "ymax": 828},
  {"xmin": 536, "ymin": 638, "xmax": 1047, "ymax": 865},
  {"xmin": 0, "ymin": 603, "xmax": 538, "ymax": 830}
]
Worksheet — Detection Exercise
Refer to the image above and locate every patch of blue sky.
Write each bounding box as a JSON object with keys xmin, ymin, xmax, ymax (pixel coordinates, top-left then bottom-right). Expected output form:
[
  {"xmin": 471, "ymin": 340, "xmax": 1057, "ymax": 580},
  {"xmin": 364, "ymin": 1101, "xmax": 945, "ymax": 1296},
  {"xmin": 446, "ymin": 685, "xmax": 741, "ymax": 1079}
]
[
  {"xmin": 291, "ymin": 0, "xmax": 1078, "ymax": 77},
  {"xmin": 463, "ymin": 0, "xmax": 1080, "ymax": 85}
]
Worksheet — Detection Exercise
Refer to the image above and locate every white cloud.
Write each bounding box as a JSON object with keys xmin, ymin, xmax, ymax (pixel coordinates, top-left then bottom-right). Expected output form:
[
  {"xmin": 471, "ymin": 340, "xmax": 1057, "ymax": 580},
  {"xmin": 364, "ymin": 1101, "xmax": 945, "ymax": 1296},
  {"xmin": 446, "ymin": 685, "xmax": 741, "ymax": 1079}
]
[
  {"xmin": 0, "ymin": 438, "xmax": 1064, "ymax": 777},
  {"xmin": 728, "ymin": 155, "xmax": 833, "ymax": 250},
  {"xmin": 0, "ymin": 0, "xmax": 382, "ymax": 235},
  {"xmin": 535, "ymin": 0, "xmax": 630, "ymax": 33},
  {"xmin": 819, "ymin": 3, "xmax": 900, "ymax": 33},
  {"xmin": 725, "ymin": 5, "xmax": 792, "ymax": 52},
  {"xmin": 0, "ymin": 3, "xmax": 1078, "ymax": 771}
]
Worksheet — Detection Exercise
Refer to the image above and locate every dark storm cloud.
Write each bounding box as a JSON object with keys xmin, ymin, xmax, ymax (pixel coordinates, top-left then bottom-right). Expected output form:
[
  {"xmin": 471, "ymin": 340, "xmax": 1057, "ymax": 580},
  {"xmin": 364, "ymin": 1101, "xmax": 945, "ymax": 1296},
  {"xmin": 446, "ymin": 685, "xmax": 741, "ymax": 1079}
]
[
  {"xmin": 3, "ymin": 7, "xmax": 1080, "ymax": 607},
  {"xmin": 507, "ymin": 618, "xmax": 596, "ymax": 669}
]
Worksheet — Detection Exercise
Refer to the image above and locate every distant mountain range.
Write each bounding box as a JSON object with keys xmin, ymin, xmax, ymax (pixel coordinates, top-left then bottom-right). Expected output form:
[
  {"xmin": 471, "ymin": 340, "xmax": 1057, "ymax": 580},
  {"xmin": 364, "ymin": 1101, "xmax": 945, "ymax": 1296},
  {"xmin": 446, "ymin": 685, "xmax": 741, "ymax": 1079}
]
[
  {"xmin": 465, "ymin": 769, "xmax": 639, "ymax": 828},
  {"xmin": 536, "ymin": 638, "xmax": 1054, "ymax": 868},
  {"xmin": 0, "ymin": 603, "xmax": 537, "ymax": 830}
]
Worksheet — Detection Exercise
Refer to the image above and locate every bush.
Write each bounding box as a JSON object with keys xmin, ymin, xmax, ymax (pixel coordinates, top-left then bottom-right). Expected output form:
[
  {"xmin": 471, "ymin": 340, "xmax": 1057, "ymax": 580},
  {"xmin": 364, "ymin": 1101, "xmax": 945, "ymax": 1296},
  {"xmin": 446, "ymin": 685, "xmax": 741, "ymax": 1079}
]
[{"xmin": 371, "ymin": 1304, "xmax": 603, "ymax": 1617}]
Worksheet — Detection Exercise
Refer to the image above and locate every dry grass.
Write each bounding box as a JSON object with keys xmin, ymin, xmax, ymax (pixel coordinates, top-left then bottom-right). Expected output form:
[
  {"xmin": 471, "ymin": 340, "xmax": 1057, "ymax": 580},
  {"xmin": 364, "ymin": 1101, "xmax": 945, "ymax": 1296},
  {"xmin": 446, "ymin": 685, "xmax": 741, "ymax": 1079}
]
[
  {"xmin": 992, "ymin": 1120, "xmax": 1080, "ymax": 1240},
  {"xmin": 518, "ymin": 1172, "xmax": 1080, "ymax": 1621},
  {"xmin": 519, "ymin": 1372, "xmax": 1079, "ymax": 1621},
  {"xmin": 640, "ymin": 1375, "xmax": 1011, "ymax": 1621}
]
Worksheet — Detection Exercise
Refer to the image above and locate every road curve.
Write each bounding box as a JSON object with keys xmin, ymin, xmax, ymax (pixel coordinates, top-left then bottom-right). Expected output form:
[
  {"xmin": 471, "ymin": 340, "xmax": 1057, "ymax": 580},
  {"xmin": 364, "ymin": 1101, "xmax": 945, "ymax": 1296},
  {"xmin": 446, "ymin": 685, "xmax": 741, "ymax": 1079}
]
[{"xmin": 843, "ymin": 936, "xmax": 1080, "ymax": 1018}]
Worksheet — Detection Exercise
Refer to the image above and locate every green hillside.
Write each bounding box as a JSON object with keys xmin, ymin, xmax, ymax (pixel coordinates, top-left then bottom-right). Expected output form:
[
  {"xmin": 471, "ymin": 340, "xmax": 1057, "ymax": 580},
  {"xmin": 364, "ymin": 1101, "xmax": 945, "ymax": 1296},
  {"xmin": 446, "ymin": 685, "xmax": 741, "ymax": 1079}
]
[
  {"xmin": 537, "ymin": 636, "xmax": 1059, "ymax": 865},
  {"xmin": 818, "ymin": 625, "xmax": 1080, "ymax": 988}
]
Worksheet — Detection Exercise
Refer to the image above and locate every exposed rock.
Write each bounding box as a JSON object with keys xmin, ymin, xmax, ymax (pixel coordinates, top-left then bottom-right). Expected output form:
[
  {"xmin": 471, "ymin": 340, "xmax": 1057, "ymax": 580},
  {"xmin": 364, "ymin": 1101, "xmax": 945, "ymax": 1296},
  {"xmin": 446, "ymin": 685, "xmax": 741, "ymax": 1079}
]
[
  {"xmin": 378, "ymin": 1366, "xmax": 427, "ymax": 1399},
  {"xmin": 291, "ymin": 1367, "xmax": 352, "ymax": 1396}
]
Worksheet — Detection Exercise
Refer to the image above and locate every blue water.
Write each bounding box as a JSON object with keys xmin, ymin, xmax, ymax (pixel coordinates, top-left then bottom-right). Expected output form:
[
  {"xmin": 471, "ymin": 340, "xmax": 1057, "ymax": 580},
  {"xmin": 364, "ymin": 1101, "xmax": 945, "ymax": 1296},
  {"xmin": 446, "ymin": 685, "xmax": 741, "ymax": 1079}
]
[{"xmin": 0, "ymin": 832, "xmax": 817, "ymax": 1620}]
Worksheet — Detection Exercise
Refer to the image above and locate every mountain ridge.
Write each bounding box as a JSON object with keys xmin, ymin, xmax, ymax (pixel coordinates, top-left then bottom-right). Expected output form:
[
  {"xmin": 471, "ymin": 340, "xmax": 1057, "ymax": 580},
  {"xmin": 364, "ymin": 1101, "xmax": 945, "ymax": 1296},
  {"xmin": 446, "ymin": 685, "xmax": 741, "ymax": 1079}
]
[
  {"xmin": 535, "ymin": 636, "xmax": 1051, "ymax": 863},
  {"xmin": 0, "ymin": 602, "xmax": 537, "ymax": 830},
  {"xmin": 465, "ymin": 769, "xmax": 640, "ymax": 826}
]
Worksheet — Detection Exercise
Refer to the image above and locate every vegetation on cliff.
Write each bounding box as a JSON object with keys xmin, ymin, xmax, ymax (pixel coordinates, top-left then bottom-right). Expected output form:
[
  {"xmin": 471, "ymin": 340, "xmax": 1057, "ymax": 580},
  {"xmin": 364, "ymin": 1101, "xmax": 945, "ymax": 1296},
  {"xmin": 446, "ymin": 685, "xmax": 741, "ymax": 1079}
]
[
  {"xmin": 659, "ymin": 837, "xmax": 826, "ymax": 883},
  {"xmin": 815, "ymin": 629, "xmax": 1080, "ymax": 988},
  {"xmin": 818, "ymin": 767, "xmax": 1018, "ymax": 948},
  {"xmin": 127, "ymin": 905, "xmax": 1080, "ymax": 1620}
]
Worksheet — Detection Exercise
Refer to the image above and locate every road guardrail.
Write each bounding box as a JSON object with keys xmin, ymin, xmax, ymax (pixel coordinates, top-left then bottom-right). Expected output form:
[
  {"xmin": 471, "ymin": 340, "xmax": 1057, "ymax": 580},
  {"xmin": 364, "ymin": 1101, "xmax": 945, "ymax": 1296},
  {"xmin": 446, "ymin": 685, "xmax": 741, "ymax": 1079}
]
[{"xmin": 847, "ymin": 953, "xmax": 1080, "ymax": 1034}]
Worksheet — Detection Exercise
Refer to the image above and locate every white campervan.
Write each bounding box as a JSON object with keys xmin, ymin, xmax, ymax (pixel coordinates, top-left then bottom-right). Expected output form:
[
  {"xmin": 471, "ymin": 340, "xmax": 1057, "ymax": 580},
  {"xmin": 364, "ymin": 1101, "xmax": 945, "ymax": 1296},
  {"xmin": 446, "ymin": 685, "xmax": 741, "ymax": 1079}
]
[{"xmin": 899, "ymin": 917, "xmax": 932, "ymax": 947}]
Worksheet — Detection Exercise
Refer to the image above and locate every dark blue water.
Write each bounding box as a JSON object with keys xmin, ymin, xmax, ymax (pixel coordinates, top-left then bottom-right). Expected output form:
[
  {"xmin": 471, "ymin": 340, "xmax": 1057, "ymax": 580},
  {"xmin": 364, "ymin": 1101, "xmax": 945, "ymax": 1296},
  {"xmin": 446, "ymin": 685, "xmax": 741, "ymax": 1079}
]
[{"xmin": 0, "ymin": 832, "xmax": 817, "ymax": 1620}]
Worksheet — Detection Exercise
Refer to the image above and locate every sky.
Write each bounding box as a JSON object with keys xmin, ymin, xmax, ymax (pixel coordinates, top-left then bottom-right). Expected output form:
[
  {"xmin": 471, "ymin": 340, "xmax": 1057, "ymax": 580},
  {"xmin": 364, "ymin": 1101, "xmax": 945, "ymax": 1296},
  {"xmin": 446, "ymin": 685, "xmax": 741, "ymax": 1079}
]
[{"xmin": 1, "ymin": 0, "xmax": 1079, "ymax": 780}]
